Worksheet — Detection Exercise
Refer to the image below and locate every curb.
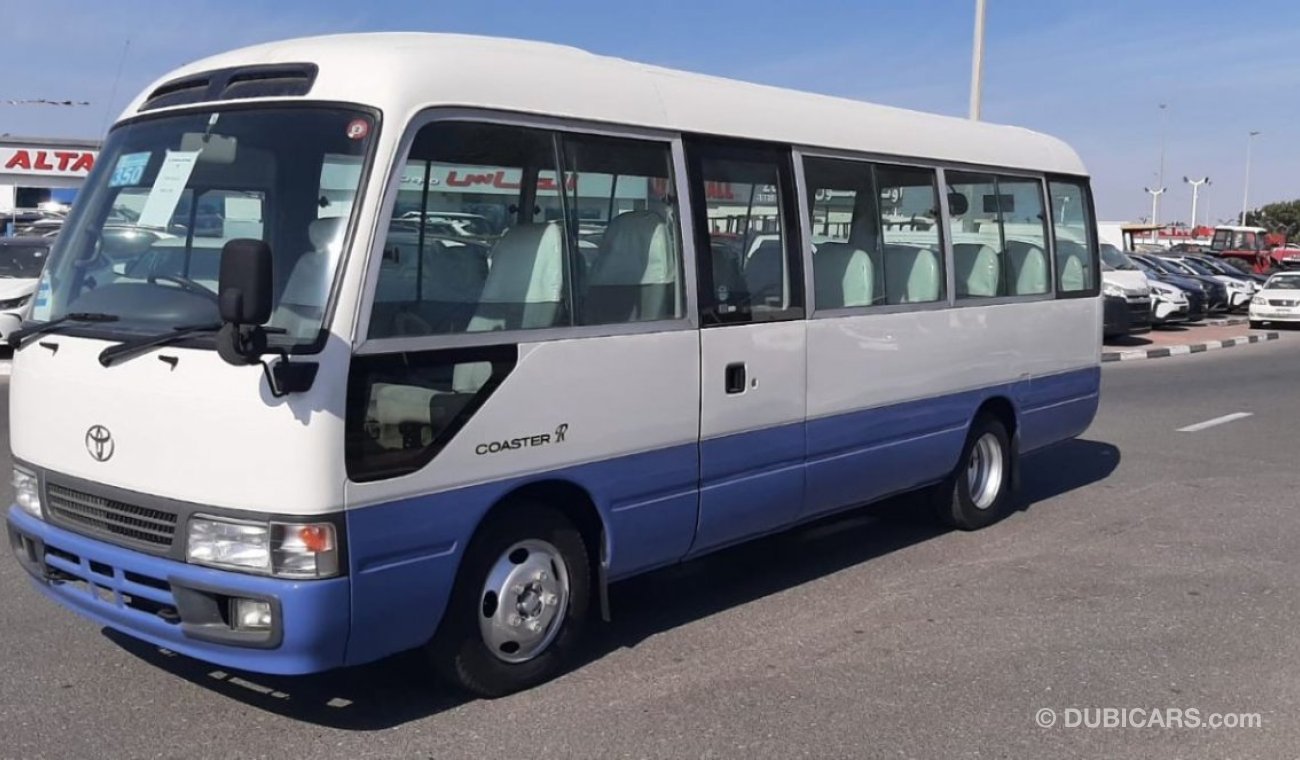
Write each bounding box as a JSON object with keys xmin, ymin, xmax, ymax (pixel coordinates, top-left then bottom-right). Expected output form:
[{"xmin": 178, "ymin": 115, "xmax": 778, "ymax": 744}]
[
  {"xmin": 1103, "ymin": 332, "xmax": 1279, "ymax": 363},
  {"xmin": 1200, "ymin": 316, "xmax": 1248, "ymax": 327}
]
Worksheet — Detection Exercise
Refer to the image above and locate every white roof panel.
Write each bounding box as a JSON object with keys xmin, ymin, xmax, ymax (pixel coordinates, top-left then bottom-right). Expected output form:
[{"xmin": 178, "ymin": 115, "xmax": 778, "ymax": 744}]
[{"xmin": 123, "ymin": 33, "xmax": 1087, "ymax": 176}]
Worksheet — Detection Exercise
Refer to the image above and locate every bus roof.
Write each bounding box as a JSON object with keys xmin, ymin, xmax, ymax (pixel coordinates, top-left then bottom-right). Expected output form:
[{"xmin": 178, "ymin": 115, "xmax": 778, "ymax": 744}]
[{"xmin": 123, "ymin": 33, "xmax": 1087, "ymax": 176}]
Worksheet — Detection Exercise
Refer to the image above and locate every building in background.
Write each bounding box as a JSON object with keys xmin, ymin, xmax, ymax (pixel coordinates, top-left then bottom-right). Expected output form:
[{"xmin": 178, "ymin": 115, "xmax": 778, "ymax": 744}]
[{"xmin": 0, "ymin": 136, "xmax": 100, "ymax": 223}]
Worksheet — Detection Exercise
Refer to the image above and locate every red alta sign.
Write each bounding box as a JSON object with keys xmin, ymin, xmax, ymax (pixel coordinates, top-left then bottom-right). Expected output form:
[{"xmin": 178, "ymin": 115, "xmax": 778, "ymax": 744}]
[{"xmin": 2, "ymin": 149, "xmax": 96, "ymax": 176}]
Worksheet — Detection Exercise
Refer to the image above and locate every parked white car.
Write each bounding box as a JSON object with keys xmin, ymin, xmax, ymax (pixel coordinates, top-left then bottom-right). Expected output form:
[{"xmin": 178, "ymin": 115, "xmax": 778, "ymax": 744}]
[
  {"xmin": 0, "ymin": 237, "xmax": 51, "ymax": 342},
  {"xmin": 1148, "ymin": 279, "xmax": 1189, "ymax": 325},
  {"xmin": 1249, "ymin": 272, "xmax": 1300, "ymax": 328},
  {"xmin": 1161, "ymin": 255, "xmax": 1256, "ymax": 310}
]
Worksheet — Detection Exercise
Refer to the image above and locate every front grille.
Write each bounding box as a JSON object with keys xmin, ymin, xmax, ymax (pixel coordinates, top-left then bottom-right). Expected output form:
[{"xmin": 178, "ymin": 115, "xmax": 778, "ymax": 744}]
[
  {"xmin": 1127, "ymin": 299, "xmax": 1152, "ymax": 326},
  {"xmin": 1269, "ymin": 299, "xmax": 1297, "ymax": 307},
  {"xmin": 46, "ymin": 484, "xmax": 178, "ymax": 549}
]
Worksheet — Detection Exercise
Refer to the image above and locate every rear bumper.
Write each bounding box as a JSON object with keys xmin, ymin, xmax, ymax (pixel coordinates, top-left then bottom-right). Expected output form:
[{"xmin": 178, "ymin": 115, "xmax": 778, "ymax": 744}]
[{"xmin": 6, "ymin": 506, "xmax": 350, "ymax": 675}]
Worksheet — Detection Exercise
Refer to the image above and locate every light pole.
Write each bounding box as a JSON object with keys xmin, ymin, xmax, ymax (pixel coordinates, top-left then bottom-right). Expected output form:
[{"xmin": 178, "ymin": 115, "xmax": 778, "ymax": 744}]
[
  {"xmin": 1152, "ymin": 103, "xmax": 1168, "ymax": 226},
  {"xmin": 1240, "ymin": 130, "xmax": 1261, "ymax": 225},
  {"xmin": 968, "ymin": 0, "xmax": 987, "ymax": 120},
  {"xmin": 1145, "ymin": 187, "xmax": 1166, "ymax": 243},
  {"xmin": 1184, "ymin": 176, "xmax": 1210, "ymax": 228}
]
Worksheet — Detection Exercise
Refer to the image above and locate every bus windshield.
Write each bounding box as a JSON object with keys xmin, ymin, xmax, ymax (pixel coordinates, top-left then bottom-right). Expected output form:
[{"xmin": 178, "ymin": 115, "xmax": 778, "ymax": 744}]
[{"xmin": 33, "ymin": 106, "xmax": 375, "ymax": 346}]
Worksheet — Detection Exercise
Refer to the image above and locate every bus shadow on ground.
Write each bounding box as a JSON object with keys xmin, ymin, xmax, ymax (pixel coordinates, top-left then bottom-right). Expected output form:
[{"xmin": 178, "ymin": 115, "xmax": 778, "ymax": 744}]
[{"xmin": 103, "ymin": 437, "xmax": 1119, "ymax": 731}]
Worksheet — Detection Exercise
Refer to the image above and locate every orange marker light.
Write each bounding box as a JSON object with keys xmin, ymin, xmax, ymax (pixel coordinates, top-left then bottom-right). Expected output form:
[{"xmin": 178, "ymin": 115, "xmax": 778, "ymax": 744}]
[{"xmin": 298, "ymin": 525, "xmax": 334, "ymax": 553}]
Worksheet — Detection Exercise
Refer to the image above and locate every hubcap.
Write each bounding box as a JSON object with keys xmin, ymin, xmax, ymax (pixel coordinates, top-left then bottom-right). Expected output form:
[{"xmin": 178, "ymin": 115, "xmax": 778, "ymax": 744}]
[
  {"xmin": 966, "ymin": 432, "xmax": 1005, "ymax": 510},
  {"xmin": 479, "ymin": 539, "xmax": 570, "ymax": 663}
]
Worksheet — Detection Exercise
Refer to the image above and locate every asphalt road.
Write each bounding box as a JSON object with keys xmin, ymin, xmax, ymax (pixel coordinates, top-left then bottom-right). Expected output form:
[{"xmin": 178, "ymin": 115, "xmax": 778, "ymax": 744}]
[{"xmin": 3, "ymin": 338, "xmax": 1300, "ymax": 759}]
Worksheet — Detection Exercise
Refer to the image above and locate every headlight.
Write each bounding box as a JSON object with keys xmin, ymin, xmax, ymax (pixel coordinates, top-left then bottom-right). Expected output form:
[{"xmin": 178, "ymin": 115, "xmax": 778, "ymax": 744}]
[
  {"xmin": 1103, "ymin": 282, "xmax": 1124, "ymax": 298},
  {"xmin": 186, "ymin": 515, "xmax": 339, "ymax": 579},
  {"xmin": 0, "ymin": 294, "xmax": 31, "ymax": 311},
  {"xmin": 12, "ymin": 467, "xmax": 41, "ymax": 520}
]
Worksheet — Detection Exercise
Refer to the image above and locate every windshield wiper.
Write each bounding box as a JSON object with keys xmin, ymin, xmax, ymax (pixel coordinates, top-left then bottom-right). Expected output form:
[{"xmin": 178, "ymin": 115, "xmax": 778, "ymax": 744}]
[
  {"xmin": 9, "ymin": 312, "xmax": 120, "ymax": 350},
  {"xmin": 98, "ymin": 323, "xmax": 221, "ymax": 367}
]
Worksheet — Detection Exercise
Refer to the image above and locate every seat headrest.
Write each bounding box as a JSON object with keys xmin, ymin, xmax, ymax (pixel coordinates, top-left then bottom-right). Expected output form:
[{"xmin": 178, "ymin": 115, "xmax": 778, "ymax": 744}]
[
  {"xmin": 309, "ymin": 217, "xmax": 345, "ymax": 253},
  {"xmin": 482, "ymin": 222, "xmax": 565, "ymax": 304},
  {"xmin": 592, "ymin": 211, "xmax": 674, "ymax": 286}
]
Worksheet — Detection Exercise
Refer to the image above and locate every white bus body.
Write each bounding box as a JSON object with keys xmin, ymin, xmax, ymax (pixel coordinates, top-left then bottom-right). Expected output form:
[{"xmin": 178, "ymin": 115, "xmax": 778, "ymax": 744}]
[{"xmin": 6, "ymin": 34, "xmax": 1101, "ymax": 695}]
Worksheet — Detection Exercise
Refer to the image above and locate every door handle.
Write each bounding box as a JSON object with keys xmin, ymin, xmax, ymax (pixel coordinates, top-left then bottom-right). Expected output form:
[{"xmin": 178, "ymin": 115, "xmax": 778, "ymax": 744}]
[{"xmin": 724, "ymin": 362, "xmax": 747, "ymax": 394}]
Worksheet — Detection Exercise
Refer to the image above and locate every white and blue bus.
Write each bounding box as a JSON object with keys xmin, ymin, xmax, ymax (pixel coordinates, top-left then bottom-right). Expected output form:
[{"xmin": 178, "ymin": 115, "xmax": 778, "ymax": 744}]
[{"xmin": 5, "ymin": 34, "xmax": 1100, "ymax": 696}]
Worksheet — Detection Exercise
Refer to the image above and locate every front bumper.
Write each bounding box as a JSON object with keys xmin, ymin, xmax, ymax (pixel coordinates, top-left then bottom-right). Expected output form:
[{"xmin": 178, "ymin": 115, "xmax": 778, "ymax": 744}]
[
  {"xmin": 1250, "ymin": 306, "xmax": 1300, "ymax": 322},
  {"xmin": 1153, "ymin": 299, "xmax": 1190, "ymax": 323},
  {"xmin": 6, "ymin": 506, "xmax": 350, "ymax": 675},
  {"xmin": 1228, "ymin": 290, "xmax": 1252, "ymax": 308}
]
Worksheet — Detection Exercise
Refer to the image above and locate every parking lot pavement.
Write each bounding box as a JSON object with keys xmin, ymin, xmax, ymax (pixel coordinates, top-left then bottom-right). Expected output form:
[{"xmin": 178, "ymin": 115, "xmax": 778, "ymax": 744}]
[{"xmin": 6, "ymin": 339, "xmax": 1300, "ymax": 758}]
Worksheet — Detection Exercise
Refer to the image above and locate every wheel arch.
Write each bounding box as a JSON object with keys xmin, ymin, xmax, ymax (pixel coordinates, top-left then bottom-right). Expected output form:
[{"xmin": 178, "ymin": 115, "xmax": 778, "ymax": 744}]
[
  {"xmin": 973, "ymin": 394, "xmax": 1021, "ymax": 491},
  {"xmin": 477, "ymin": 478, "xmax": 612, "ymax": 622}
]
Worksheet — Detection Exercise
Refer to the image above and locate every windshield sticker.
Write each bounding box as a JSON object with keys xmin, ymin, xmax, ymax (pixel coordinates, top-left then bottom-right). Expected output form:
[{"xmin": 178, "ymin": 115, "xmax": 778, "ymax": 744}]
[
  {"xmin": 136, "ymin": 149, "xmax": 200, "ymax": 229},
  {"xmin": 346, "ymin": 119, "xmax": 370, "ymax": 140},
  {"xmin": 109, "ymin": 152, "xmax": 151, "ymax": 188}
]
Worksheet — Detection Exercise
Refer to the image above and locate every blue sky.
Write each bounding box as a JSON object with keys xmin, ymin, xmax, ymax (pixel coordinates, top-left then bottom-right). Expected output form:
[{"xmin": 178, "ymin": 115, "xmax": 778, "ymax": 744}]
[{"xmin": 4, "ymin": 0, "xmax": 1299, "ymax": 222}]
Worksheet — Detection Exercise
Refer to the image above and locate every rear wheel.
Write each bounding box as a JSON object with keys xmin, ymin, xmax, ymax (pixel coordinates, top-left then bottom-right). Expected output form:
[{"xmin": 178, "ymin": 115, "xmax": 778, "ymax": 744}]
[
  {"xmin": 429, "ymin": 503, "xmax": 591, "ymax": 697},
  {"xmin": 937, "ymin": 414, "xmax": 1014, "ymax": 531}
]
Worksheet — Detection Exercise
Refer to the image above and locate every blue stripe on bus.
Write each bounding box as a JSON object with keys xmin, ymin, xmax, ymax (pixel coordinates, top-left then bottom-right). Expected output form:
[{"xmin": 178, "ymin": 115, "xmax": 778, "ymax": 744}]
[{"xmin": 344, "ymin": 366, "xmax": 1098, "ymax": 668}]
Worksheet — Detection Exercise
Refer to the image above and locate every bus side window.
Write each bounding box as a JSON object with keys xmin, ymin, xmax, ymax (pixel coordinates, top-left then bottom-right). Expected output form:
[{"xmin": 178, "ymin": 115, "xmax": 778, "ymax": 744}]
[
  {"xmin": 948, "ymin": 171, "xmax": 1004, "ymax": 298},
  {"xmin": 993, "ymin": 176, "xmax": 1050, "ymax": 296},
  {"xmin": 688, "ymin": 141, "xmax": 804, "ymax": 324},
  {"xmin": 1048, "ymin": 179, "xmax": 1099, "ymax": 295},
  {"xmin": 367, "ymin": 122, "xmax": 570, "ymax": 339},
  {"xmin": 876, "ymin": 165, "xmax": 944, "ymax": 304},
  {"xmin": 558, "ymin": 133, "xmax": 685, "ymax": 325}
]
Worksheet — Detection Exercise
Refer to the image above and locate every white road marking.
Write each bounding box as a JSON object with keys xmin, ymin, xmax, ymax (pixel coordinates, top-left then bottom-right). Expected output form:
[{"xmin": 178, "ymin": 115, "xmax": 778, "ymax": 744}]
[{"xmin": 1178, "ymin": 412, "xmax": 1253, "ymax": 433}]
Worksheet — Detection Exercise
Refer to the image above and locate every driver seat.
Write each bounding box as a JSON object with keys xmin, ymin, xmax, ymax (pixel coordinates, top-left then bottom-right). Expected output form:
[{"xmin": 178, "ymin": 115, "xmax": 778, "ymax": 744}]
[{"xmin": 271, "ymin": 217, "xmax": 343, "ymax": 340}]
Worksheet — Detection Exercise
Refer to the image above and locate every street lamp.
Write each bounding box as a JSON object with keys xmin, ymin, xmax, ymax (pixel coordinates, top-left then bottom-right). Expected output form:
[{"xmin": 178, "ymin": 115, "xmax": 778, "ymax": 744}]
[
  {"xmin": 1145, "ymin": 186, "xmax": 1166, "ymax": 244},
  {"xmin": 1184, "ymin": 176, "xmax": 1210, "ymax": 228},
  {"xmin": 1240, "ymin": 130, "xmax": 1261, "ymax": 225},
  {"xmin": 969, "ymin": 0, "xmax": 987, "ymax": 120},
  {"xmin": 1152, "ymin": 103, "xmax": 1169, "ymax": 226}
]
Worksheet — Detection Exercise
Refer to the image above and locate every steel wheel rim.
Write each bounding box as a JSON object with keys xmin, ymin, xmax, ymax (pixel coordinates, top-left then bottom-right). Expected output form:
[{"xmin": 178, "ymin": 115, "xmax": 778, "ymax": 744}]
[
  {"xmin": 966, "ymin": 432, "xmax": 1004, "ymax": 510},
  {"xmin": 479, "ymin": 539, "xmax": 571, "ymax": 664}
]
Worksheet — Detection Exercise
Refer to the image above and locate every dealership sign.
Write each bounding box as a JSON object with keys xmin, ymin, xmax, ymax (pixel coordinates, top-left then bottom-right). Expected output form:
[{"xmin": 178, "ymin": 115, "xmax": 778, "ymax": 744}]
[{"xmin": 1, "ymin": 147, "xmax": 97, "ymax": 177}]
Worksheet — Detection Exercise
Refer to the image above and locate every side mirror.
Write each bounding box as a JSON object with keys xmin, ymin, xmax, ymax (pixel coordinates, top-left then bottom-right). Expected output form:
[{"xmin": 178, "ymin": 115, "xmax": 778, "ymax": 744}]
[
  {"xmin": 218, "ymin": 238, "xmax": 273, "ymax": 325},
  {"xmin": 216, "ymin": 239, "xmax": 272, "ymax": 366},
  {"xmin": 947, "ymin": 192, "xmax": 969, "ymax": 216}
]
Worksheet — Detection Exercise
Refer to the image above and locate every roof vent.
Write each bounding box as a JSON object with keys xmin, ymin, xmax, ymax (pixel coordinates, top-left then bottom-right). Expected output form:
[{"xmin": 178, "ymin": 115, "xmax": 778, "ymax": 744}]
[{"xmin": 139, "ymin": 63, "xmax": 319, "ymax": 112}]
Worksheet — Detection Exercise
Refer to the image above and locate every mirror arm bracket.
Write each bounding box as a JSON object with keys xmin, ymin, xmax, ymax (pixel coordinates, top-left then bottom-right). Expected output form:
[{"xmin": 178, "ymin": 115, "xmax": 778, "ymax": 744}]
[{"xmin": 260, "ymin": 351, "xmax": 318, "ymax": 398}]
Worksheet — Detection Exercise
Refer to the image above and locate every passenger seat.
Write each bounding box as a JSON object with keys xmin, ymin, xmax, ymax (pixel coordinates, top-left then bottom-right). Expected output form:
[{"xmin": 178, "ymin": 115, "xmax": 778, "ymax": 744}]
[
  {"xmin": 813, "ymin": 243, "xmax": 874, "ymax": 309},
  {"xmin": 468, "ymin": 222, "xmax": 566, "ymax": 332},
  {"xmin": 883, "ymin": 244, "xmax": 941, "ymax": 304},
  {"xmin": 1006, "ymin": 240, "xmax": 1048, "ymax": 295},
  {"xmin": 954, "ymin": 242, "xmax": 1000, "ymax": 297},
  {"xmin": 583, "ymin": 210, "xmax": 677, "ymax": 323}
]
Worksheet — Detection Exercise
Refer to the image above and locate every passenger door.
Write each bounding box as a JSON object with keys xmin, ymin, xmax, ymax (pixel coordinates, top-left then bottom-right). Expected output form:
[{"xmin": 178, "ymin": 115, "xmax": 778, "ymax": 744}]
[{"xmin": 684, "ymin": 138, "xmax": 808, "ymax": 554}]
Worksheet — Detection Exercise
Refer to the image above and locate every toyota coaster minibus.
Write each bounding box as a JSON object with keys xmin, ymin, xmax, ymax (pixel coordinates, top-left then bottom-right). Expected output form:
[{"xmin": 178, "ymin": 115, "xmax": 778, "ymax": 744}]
[{"xmin": 6, "ymin": 33, "xmax": 1101, "ymax": 696}]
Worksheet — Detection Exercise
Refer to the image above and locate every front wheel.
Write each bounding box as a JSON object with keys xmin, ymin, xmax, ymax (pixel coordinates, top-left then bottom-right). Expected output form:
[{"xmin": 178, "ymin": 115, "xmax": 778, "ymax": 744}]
[
  {"xmin": 429, "ymin": 503, "xmax": 591, "ymax": 697},
  {"xmin": 1250, "ymin": 320, "xmax": 1263, "ymax": 329},
  {"xmin": 937, "ymin": 415, "xmax": 1014, "ymax": 531}
]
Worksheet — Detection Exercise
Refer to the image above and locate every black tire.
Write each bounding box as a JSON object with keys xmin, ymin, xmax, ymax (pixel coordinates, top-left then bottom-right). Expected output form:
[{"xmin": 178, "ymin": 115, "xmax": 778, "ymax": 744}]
[
  {"xmin": 429, "ymin": 502, "xmax": 591, "ymax": 698},
  {"xmin": 1250, "ymin": 320, "xmax": 1263, "ymax": 329},
  {"xmin": 937, "ymin": 414, "xmax": 1014, "ymax": 531}
]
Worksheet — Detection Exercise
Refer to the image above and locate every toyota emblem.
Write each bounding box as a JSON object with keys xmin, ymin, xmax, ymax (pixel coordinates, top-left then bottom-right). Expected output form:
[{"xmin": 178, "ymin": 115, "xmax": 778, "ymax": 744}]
[{"xmin": 85, "ymin": 425, "xmax": 114, "ymax": 462}]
